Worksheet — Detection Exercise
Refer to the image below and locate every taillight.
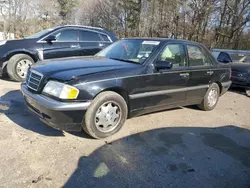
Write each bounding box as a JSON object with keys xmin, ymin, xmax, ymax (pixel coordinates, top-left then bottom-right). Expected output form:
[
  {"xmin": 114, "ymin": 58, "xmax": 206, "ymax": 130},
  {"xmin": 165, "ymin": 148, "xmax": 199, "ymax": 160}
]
[{"xmin": 229, "ymin": 69, "xmax": 232, "ymax": 79}]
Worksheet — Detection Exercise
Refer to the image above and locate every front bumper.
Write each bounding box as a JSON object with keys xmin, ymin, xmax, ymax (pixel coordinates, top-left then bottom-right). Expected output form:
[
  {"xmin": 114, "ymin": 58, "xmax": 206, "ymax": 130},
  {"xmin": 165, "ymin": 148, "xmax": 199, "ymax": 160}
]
[{"xmin": 21, "ymin": 83, "xmax": 91, "ymax": 132}]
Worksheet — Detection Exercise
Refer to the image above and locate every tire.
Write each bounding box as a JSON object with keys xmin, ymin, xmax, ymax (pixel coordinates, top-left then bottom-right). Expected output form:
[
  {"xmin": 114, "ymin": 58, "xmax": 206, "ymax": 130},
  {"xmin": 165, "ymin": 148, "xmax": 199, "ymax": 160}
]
[
  {"xmin": 246, "ymin": 89, "xmax": 250, "ymax": 97},
  {"xmin": 198, "ymin": 83, "xmax": 220, "ymax": 111},
  {"xmin": 7, "ymin": 54, "xmax": 34, "ymax": 82},
  {"xmin": 83, "ymin": 91, "xmax": 128, "ymax": 139}
]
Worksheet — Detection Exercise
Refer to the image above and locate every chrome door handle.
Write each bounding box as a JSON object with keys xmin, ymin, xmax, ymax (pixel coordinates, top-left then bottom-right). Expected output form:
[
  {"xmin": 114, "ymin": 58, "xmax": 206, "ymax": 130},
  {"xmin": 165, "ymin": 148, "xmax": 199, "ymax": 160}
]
[
  {"xmin": 71, "ymin": 45, "xmax": 79, "ymax": 48},
  {"xmin": 99, "ymin": 43, "xmax": 105, "ymax": 47},
  {"xmin": 207, "ymin": 71, "xmax": 214, "ymax": 75},
  {"xmin": 180, "ymin": 73, "xmax": 189, "ymax": 77}
]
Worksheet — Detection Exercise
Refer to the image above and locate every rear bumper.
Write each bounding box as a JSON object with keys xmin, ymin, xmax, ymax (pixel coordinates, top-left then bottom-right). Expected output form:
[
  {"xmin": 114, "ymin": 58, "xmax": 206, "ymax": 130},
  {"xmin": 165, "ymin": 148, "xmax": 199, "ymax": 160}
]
[
  {"xmin": 231, "ymin": 75, "xmax": 250, "ymax": 90},
  {"xmin": 21, "ymin": 83, "xmax": 91, "ymax": 132},
  {"xmin": 221, "ymin": 81, "xmax": 232, "ymax": 95},
  {"xmin": 231, "ymin": 84, "xmax": 250, "ymax": 90},
  {"xmin": 231, "ymin": 82, "xmax": 250, "ymax": 90}
]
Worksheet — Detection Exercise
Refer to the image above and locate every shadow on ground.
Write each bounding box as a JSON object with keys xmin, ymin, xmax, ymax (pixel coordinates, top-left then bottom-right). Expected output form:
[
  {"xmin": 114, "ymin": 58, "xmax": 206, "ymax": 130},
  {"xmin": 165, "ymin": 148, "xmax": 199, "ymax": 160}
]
[
  {"xmin": 229, "ymin": 87, "xmax": 249, "ymax": 97},
  {"xmin": 64, "ymin": 126, "xmax": 250, "ymax": 188},
  {"xmin": 0, "ymin": 90, "xmax": 64, "ymax": 136}
]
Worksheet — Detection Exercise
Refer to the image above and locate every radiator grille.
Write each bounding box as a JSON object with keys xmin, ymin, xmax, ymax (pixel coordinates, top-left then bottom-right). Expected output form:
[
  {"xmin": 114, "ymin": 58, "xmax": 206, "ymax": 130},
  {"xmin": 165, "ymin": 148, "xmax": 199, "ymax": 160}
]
[{"xmin": 26, "ymin": 70, "xmax": 43, "ymax": 91}]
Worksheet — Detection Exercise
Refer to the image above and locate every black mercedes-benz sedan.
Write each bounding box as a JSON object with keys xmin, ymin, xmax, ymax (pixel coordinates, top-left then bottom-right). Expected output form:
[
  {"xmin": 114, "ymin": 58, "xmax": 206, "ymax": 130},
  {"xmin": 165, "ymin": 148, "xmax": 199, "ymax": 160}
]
[
  {"xmin": 0, "ymin": 25, "xmax": 117, "ymax": 82},
  {"xmin": 21, "ymin": 38, "xmax": 231, "ymax": 139}
]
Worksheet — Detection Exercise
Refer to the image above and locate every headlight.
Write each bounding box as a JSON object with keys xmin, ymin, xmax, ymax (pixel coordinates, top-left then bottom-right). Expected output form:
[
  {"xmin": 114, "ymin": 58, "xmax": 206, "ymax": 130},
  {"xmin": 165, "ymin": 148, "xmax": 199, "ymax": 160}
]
[{"xmin": 43, "ymin": 81, "xmax": 79, "ymax": 100}]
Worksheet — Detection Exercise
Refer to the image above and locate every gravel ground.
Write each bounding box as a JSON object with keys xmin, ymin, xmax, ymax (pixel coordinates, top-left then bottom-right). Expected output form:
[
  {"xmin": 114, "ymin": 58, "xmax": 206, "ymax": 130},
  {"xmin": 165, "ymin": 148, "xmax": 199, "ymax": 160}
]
[{"xmin": 0, "ymin": 78, "xmax": 250, "ymax": 188}]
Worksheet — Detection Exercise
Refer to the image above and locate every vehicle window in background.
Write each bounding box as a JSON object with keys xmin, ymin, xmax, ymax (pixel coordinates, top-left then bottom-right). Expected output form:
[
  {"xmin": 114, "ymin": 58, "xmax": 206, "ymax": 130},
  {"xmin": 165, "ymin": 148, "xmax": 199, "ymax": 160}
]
[
  {"xmin": 187, "ymin": 45, "xmax": 212, "ymax": 66},
  {"xmin": 96, "ymin": 40, "xmax": 160, "ymax": 64},
  {"xmin": 159, "ymin": 44, "xmax": 186, "ymax": 67},
  {"xmin": 240, "ymin": 56, "xmax": 250, "ymax": 63},
  {"xmin": 53, "ymin": 29, "xmax": 78, "ymax": 42},
  {"xmin": 79, "ymin": 30, "xmax": 101, "ymax": 41},
  {"xmin": 100, "ymin": 34, "xmax": 111, "ymax": 42},
  {"xmin": 25, "ymin": 28, "xmax": 54, "ymax": 39}
]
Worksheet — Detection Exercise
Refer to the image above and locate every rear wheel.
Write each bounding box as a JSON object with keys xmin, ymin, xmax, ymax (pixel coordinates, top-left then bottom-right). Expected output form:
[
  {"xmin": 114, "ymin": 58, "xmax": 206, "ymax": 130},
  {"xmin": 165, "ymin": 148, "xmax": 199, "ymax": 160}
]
[
  {"xmin": 198, "ymin": 83, "xmax": 220, "ymax": 111},
  {"xmin": 83, "ymin": 91, "xmax": 128, "ymax": 139},
  {"xmin": 246, "ymin": 89, "xmax": 250, "ymax": 97},
  {"xmin": 7, "ymin": 54, "xmax": 34, "ymax": 82}
]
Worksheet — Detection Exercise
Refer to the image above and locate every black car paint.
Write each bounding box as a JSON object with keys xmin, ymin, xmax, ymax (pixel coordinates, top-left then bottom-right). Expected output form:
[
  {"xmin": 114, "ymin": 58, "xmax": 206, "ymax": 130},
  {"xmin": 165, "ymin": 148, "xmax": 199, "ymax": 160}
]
[
  {"xmin": 22, "ymin": 39, "xmax": 231, "ymax": 132},
  {"xmin": 215, "ymin": 52, "xmax": 250, "ymax": 89},
  {"xmin": 0, "ymin": 26, "xmax": 117, "ymax": 77}
]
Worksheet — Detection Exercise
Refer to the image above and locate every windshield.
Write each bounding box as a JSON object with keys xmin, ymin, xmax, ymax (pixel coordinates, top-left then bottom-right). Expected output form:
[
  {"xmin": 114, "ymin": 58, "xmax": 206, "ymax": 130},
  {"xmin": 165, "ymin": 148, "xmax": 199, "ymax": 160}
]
[
  {"xmin": 96, "ymin": 39, "xmax": 161, "ymax": 64},
  {"xmin": 25, "ymin": 28, "xmax": 54, "ymax": 39}
]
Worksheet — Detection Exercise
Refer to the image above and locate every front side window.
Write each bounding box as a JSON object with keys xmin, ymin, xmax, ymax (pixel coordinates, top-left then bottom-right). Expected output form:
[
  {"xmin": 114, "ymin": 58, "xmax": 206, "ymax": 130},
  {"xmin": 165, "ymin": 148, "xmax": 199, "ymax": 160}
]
[
  {"xmin": 96, "ymin": 39, "xmax": 160, "ymax": 64},
  {"xmin": 158, "ymin": 44, "xmax": 186, "ymax": 68},
  {"xmin": 187, "ymin": 45, "xmax": 212, "ymax": 66},
  {"xmin": 79, "ymin": 30, "xmax": 101, "ymax": 41},
  {"xmin": 52, "ymin": 29, "xmax": 78, "ymax": 42}
]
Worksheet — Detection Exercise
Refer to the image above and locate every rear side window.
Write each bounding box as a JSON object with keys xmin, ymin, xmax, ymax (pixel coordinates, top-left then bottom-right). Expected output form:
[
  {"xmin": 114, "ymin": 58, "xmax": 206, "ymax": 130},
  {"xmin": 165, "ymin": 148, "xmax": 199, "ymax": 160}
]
[
  {"xmin": 79, "ymin": 30, "xmax": 102, "ymax": 41},
  {"xmin": 100, "ymin": 34, "xmax": 111, "ymax": 42},
  {"xmin": 187, "ymin": 45, "xmax": 212, "ymax": 66}
]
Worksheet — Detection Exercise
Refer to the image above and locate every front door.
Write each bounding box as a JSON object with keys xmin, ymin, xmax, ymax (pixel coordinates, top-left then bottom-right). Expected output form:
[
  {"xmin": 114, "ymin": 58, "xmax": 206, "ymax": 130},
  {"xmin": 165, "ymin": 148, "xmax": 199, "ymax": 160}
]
[
  {"xmin": 185, "ymin": 44, "xmax": 214, "ymax": 101},
  {"xmin": 132, "ymin": 43, "xmax": 189, "ymax": 110},
  {"xmin": 42, "ymin": 28, "xmax": 79, "ymax": 60}
]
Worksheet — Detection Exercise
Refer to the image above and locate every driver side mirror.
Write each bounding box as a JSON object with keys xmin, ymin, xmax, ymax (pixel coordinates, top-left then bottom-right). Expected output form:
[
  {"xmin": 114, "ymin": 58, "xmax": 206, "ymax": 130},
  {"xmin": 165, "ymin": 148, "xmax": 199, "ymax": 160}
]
[
  {"xmin": 44, "ymin": 35, "xmax": 56, "ymax": 43},
  {"xmin": 155, "ymin": 60, "xmax": 173, "ymax": 71}
]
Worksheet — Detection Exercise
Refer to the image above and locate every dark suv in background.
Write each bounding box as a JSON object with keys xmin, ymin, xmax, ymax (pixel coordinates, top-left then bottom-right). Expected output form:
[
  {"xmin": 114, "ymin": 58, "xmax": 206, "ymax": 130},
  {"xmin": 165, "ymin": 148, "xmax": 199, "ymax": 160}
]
[{"xmin": 0, "ymin": 25, "xmax": 117, "ymax": 82}]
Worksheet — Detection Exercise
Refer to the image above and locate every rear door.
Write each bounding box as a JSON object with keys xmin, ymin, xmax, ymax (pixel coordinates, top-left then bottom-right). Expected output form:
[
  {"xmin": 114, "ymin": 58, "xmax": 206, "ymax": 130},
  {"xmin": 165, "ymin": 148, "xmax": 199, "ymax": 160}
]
[
  {"xmin": 185, "ymin": 44, "xmax": 214, "ymax": 101},
  {"xmin": 78, "ymin": 29, "xmax": 112, "ymax": 56},
  {"xmin": 42, "ymin": 28, "xmax": 79, "ymax": 60}
]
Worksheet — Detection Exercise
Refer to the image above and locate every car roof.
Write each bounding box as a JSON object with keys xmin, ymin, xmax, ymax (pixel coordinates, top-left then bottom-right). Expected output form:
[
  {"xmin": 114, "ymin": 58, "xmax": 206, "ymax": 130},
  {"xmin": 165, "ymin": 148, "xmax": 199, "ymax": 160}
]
[
  {"xmin": 122, "ymin": 37, "xmax": 200, "ymax": 44},
  {"xmin": 50, "ymin": 25, "xmax": 117, "ymax": 40},
  {"xmin": 52, "ymin": 25, "xmax": 105, "ymax": 32}
]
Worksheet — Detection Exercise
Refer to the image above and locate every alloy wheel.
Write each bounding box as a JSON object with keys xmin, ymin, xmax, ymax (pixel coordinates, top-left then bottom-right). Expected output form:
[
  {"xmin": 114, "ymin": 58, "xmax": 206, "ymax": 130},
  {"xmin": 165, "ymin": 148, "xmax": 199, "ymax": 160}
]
[
  {"xmin": 95, "ymin": 101, "xmax": 122, "ymax": 133},
  {"xmin": 207, "ymin": 88, "xmax": 218, "ymax": 107},
  {"xmin": 16, "ymin": 59, "xmax": 33, "ymax": 78}
]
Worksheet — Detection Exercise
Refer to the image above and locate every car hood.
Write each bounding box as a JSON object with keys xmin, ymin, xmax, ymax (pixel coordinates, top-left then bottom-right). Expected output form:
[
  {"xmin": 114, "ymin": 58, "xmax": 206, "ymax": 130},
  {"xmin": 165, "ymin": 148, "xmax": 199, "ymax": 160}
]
[
  {"xmin": 229, "ymin": 62, "xmax": 250, "ymax": 73},
  {"xmin": 31, "ymin": 56, "xmax": 140, "ymax": 81},
  {"xmin": 0, "ymin": 38, "xmax": 38, "ymax": 51},
  {"xmin": 5, "ymin": 38, "xmax": 37, "ymax": 45}
]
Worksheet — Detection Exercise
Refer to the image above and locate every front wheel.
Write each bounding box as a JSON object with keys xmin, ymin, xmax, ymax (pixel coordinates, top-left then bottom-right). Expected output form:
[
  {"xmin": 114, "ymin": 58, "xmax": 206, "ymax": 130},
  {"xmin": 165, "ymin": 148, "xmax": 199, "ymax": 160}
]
[
  {"xmin": 198, "ymin": 83, "xmax": 220, "ymax": 111},
  {"xmin": 83, "ymin": 91, "xmax": 128, "ymax": 139},
  {"xmin": 7, "ymin": 54, "xmax": 34, "ymax": 82}
]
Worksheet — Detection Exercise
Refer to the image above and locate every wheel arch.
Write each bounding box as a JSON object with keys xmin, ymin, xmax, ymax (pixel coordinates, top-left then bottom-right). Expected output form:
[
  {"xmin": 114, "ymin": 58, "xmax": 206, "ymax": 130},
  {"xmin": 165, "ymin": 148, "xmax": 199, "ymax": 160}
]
[
  {"xmin": 5, "ymin": 50, "xmax": 38, "ymax": 63},
  {"xmin": 2, "ymin": 50, "xmax": 38, "ymax": 75},
  {"xmin": 100, "ymin": 87, "xmax": 131, "ymax": 114},
  {"xmin": 214, "ymin": 81, "xmax": 222, "ymax": 94}
]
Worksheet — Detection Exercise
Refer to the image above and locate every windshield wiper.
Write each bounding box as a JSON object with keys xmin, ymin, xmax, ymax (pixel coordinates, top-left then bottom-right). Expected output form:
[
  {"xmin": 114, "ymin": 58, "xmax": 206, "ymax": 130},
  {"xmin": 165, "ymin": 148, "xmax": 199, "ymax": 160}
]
[{"xmin": 108, "ymin": 57, "xmax": 139, "ymax": 64}]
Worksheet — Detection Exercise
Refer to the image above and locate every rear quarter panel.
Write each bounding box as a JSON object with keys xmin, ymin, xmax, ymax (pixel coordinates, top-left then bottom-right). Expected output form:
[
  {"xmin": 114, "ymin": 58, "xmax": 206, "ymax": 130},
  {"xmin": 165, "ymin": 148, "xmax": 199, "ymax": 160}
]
[{"xmin": 210, "ymin": 63, "xmax": 231, "ymax": 89}]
